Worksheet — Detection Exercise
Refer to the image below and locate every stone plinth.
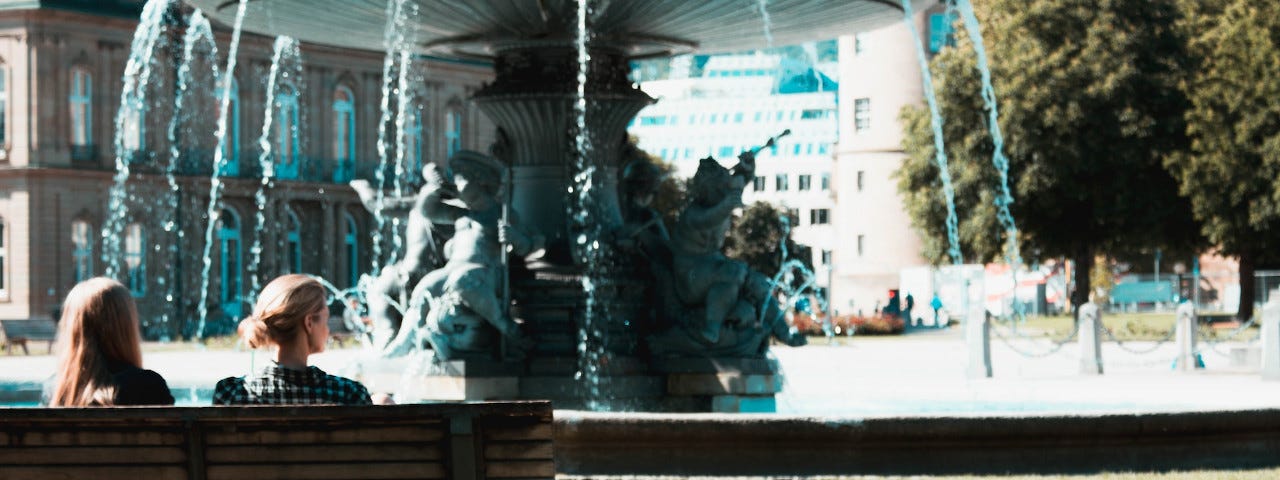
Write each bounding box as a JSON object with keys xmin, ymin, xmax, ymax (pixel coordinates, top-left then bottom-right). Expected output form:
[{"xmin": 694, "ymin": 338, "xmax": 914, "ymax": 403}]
[{"xmin": 654, "ymin": 357, "xmax": 782, "ymax": 413}]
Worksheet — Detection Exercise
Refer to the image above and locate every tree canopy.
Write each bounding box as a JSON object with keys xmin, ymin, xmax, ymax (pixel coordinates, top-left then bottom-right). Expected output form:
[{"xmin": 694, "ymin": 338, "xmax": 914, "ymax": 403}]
[
  {"xmin": 1167, "ymin": 0, "xmax": 1280, "ymax": 320},
  {"xmin": 724, "ymin": 201, "xmax": 812, "ymax": 281},
  {"xmin": 898, "ymin": 0, "xmax": 1204, "ymax": 307}
]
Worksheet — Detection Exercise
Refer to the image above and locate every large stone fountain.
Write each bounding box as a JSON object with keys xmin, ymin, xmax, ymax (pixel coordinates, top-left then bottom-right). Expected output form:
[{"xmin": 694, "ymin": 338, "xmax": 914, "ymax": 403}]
[{"xmin": 189, "ymin": 0, "xmax": 931, "ymax": 411}]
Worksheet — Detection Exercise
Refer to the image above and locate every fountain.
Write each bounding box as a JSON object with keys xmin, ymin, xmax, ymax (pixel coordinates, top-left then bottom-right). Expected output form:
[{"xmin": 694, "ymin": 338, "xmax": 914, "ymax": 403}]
[{"xmin": 156, "ymin": 0, "xmax": 934, "ymax": 411}]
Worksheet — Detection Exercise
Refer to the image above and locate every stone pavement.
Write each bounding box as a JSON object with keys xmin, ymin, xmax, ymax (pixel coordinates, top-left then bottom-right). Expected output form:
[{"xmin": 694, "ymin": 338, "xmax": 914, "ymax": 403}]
[
  {"xmin": 2, "ymin": 328, "xmax": 1277, "ymax": 413},
  {"xmin": 776, "ymin": 327, "xmax": 1280, "ymax": 414}
]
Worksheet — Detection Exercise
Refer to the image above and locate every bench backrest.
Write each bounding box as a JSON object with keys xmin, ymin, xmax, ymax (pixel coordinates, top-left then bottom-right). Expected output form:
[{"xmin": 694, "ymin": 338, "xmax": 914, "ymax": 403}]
[
  {"xmin": 0, "ymin": 401, "xmax": 554, "ymax": 480},
  {"xmin": 0, "ymin": 318, "xmax": 57, "ymax": 341}
]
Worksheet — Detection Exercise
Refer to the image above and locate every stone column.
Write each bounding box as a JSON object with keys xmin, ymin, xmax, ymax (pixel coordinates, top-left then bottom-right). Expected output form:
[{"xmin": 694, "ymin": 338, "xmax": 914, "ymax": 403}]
[
  {"xmin": 1263, "ymin": 293, "xmax": 1280, "ymax": 381},
  {"xmin": 1175, "ymin": 301, "xmax": 1200, "ymax": 371},
  {"xmin": 1078, "ymin": 302, "xmax": 1103, "ymax": 375},
  {"xmin": 472, "ymin": 42, "xmax": 652, "ymax": 264}
]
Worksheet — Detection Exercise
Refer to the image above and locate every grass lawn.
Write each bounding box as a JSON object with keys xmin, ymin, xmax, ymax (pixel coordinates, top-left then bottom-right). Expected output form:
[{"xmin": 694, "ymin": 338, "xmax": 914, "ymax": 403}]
[
  {"xmin": 997, "ymin": 312, "xmax": 1258, "ymax": 342},
  {"xmin": 803, "ymin": 311, "xmax": 1260, "ymax": 343}
]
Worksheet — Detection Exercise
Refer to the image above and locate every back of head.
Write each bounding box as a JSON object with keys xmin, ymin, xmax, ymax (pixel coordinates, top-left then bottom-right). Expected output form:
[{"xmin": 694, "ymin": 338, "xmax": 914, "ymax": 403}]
[
  {"xmin": 240, "ymin": 274, "xmax": 327, "ymax": 349},
  {"xmin": 50, "ymin": 277, "xmax": 142, "ymax": 406}
]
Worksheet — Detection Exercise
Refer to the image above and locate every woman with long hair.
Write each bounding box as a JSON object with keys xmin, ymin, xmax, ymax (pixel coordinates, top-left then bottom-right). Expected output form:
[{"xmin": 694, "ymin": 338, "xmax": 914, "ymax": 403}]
[
  {"xmin": 212, "ymin": 274, "xmax": 372, "ymax": 405},
  {"xmin": 47, "ymin": 277, "xmax": 174, "ymax": 406}
]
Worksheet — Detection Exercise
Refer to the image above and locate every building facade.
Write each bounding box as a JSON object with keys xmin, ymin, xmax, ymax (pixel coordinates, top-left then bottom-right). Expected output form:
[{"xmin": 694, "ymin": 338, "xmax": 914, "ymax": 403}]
[
  {"xmin": 629, "ymin": 52, "xmax": 838, "ymax": 287},
  {"xmin": 0, "ymin": 1, "xmax": 494, "ymax": 337},
  {"xmin": 831, "ymin": 4, "xmax": 949, "ymax": 314}
]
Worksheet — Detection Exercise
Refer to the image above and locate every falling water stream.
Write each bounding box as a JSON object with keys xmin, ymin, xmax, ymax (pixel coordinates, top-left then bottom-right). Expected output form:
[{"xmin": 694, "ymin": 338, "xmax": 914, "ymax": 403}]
[
  {"xmin": 763, "ymin": 215, "xmax": 831, "ymax": 341},
  {"xmin": 955, "ymin": 0, "xmax": 1026, "ymax": 318},
  {"xmin": 160, "ymin": 11, "xmax": 219, "ymax": 338},
  {"xmin": 247, "ymin": 37, "xmax": 302, "ymax": 301},
  {"xmin": 371, "ymin": 0, "xmax": 411, "ymax": 275},
  {"xmin": 102, "ymin": 0, "xmax": 172, "ymax": 278},
  {"xmin": 196, "ymin": 0, "xmax": 249, "ymax": 338},
  {"xmin": 901, "ymin": 0, "xmax": 962, "ymax": 265},
  {"xmin": 755, "ymin": 0, "xmax": 774, "ymax": 48},
  {"xmin": 572, "ymin": 0, "xmax": 609, "ymax": 411}
]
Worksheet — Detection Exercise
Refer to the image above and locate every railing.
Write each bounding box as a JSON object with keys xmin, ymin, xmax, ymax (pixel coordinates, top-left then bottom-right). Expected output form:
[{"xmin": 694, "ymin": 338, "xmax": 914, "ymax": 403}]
[{"xmin": 69, "ymin": 144, "xmax": 99, "ymax": 167}]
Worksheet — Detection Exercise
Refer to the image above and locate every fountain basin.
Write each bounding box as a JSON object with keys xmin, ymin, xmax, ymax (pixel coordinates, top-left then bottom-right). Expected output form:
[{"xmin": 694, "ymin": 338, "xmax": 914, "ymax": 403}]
[{"xmin": 555, "ymin": 409, "xmax": 1280, "ymax": 475}]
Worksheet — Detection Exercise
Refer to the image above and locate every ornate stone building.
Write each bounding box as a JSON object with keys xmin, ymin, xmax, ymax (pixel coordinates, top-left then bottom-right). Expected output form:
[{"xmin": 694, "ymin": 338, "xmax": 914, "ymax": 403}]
[{"xmin": 0, "ymin": 1, "xmax": 494, "ymax": 337}]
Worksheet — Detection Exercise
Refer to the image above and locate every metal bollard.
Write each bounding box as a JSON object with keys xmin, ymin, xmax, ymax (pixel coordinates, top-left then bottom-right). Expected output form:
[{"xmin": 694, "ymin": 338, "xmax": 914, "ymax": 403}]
[
  {"xmin": 966, "ymin": 302, "xmax": 991, "ymax": 379},
  {"xmin": 1175, "ymin": 302, "xmax": 1201, "ymax": 371},
  {"xmin": 1078, "ymin": 302, "xmax": 1103, "ymax": 375},
  {"xmin": 1263, "ymin": 294, "xmax": 1280, "ymax": 381}
]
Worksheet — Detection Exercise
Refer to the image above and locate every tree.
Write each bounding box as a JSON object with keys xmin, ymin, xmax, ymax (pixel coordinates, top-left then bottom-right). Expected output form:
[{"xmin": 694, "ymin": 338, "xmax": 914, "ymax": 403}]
[
  {"xmin": 1168, "ymin": 0, "xmax": 1280, "ymax": 321},
  {"xmin": 724, "ymin": 201, "xmax": 812, "ymax": 282},
  {"xmin": 622, "ymin": 140, "xmax": 812, "ymax": 285},
  {"xmin": 897, "ymin": 0, "xmax": 1204, "ymax": 310}
]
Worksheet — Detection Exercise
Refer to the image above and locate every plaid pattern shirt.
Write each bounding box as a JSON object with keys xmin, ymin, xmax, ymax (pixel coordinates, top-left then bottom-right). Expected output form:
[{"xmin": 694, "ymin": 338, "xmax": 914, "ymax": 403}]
[{"xmin": 212, "ymin": 362, "xmax": 372, "ymax": 406}]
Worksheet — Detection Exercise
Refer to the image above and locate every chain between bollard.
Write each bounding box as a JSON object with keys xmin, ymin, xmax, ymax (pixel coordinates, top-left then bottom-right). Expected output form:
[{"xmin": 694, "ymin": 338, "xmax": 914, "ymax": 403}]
[
  {"xmin": 1098, "ymin": 322, "xmax": 1178, "ymax": 355},
  {"xmin": 988, "ymin": 318, "xmax": 1080, "ymax": 358}
]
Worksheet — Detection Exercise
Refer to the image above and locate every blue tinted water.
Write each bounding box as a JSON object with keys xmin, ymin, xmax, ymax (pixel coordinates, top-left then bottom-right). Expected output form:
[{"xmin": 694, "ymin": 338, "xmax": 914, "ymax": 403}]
[{"xmin": 0, "ymin": 385, "xmax": 213, "ymax": 408}]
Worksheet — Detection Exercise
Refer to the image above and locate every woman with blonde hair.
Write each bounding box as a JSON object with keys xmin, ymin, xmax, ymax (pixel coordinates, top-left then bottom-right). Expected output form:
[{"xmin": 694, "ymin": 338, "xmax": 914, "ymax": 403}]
[
  {"xmin": 47, "ymin": 277, "xmax": 174, "ymax": 406},
  {"xmin": 212, "ymin": 274, "xmax": 372, "ymax": 405}
]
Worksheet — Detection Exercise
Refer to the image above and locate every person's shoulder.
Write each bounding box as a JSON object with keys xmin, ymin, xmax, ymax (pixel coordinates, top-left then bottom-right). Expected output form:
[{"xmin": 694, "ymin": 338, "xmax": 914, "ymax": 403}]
[
  {"xmin": 318, "ymin": 370, "xmax": 371, "ymax": 405},
  {"xmin": 114, "ymin": 368, "xmax": 174, "ymax": 406},
  {"xmin": 212, "ymin": 376, "xmax": 248, "ymax": 405}
]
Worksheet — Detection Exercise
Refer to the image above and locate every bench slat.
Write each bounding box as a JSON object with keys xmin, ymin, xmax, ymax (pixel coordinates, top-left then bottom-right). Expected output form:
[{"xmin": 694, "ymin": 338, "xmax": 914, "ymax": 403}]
[
  {"xmin": 206, "ymin": 443, "xmax": 444, "ymax": 463},
  {"xmin": 484, "ymin": 441, "xmax": 554, "ymax": 460},
  {"xmin": 482, "ymin": 423, "xmax": 553, "ymax": 441},
  {"xmin": 205, "ymin": 425, "xmax": 444, "ymax": 444},
  {"xmin": 0, "ymin": 402, "xmax": 554, "ymax": 480},
  {"xmin": 0, "ymin": 446, "xmax": 185, "ymax": 465},
  {"xmin": 485, "ymin": 460, "xmax": 556, "ymax": 478},
  {"xmin": 207, "ymin": 462, "xmax": 446, "ymax": 480},
  {"xmin": 1, "ymin": 430, "xmax": 183, "ymax": 446},
  {"xmin": 0, "ymin": 465, "xmax": 185, "ymax": 480}
]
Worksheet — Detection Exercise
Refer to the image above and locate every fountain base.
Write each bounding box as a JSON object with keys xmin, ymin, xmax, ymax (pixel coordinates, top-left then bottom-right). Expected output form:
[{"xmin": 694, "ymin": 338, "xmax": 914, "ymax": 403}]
[{"xmin": 356, "ymin": 352, "xmax": 782, "ymax": 412}]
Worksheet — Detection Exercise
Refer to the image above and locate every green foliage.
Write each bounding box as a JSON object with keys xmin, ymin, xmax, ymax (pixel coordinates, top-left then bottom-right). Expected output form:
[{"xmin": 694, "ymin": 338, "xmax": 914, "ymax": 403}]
[
  {"xmin": 650, "ymin": 162, "xmax": 687, "ymax": 231},
  {"xmin": 1169, "ymin": 0, "xmax": 1280, "ymax": 261},
  {"xmin": 897, "ymin": 0, "xmax": 1204, "ymax": 299},
  {"xmin": 622, "ymin": 141, "xmax": 808, "ymax": 279},
  {"xmin": 724, "ymin": 201, "xmax": 812, "ymax": 280},
  {"xmin": 1168, "ymin": 0, "xmax": 1280, "ymax": 319}
]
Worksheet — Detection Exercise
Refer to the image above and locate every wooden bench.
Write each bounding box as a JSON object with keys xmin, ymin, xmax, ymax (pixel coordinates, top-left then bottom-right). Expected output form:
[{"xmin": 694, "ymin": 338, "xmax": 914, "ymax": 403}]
[
  {"xmin": 0, "ymin": 401, "xmax": 554, "ymax": 480},
  {"xmin": 1, "ymin": 318, "xmax": 57, "ymax": 355}
]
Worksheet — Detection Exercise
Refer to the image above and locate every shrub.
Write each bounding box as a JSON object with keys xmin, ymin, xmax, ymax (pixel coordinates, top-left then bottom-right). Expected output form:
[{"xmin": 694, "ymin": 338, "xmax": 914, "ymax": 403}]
[{"xmin": 789, "ymin": 312, "xmax": 904, "ymax": 336}]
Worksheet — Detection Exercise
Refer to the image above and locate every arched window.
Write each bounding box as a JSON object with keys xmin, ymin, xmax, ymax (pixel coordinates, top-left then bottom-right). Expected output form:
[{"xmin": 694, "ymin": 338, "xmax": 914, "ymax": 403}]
[
  {"xmin": 286, "ymin": 208, "xmax": 302, "ymax": 273},
  {"xmin": 71, "ymin": 219, "xmax": 93, "ymax": 283},
  {"xmin": 445, "ymin": 108, "xmax": 462, "ymax": 158},
  {"xmin": 70, "ymin": 68, "xmax": 93, "ymax": 147},
  {"xmin": 275, "ymin": 86, "xmax": 300, "ymax": 180},
  {"xmin": 343, "ymin": 213, "xmax": 358, "ymax": 287},
  {"xmin": 404, "ymin": 108, "xmax": 423, "ymax": 178},
  {"xmin": 125, "ymin": 223, "xmax": 145, "ymax": 296},
  {"xmin": 120, "ymin": 100, "xmax": 144, "ymax": 154},
  {"xmin": 217, "ymin": 76, "xmax": 240, "ymax": 176},
  {"xmin": 217, "ymin": 208, "xmax": 243, "ymax": 318},
  {"xmin": 332, "ymin": 85, "xmax": 356, "ymax": 183},
  {"xmin": 0, "ymin": 216, "xmax": 7, "ymax": 295}
]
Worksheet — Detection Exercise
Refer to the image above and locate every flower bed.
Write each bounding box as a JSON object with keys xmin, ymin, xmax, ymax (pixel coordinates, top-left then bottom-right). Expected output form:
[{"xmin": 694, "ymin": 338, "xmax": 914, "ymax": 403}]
[{"xmin": 790, "ymin": 312, "xmax": 905, "ymax": 336}]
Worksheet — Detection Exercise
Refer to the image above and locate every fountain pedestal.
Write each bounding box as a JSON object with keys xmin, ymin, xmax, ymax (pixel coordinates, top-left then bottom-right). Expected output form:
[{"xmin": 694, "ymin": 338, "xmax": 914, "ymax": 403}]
[{"xmin": 475, "ymin": 44, "xmax": 651, "ymax": 252}]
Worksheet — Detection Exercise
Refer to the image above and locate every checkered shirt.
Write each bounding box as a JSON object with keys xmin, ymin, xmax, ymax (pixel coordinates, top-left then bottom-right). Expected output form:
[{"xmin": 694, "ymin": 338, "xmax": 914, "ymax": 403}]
[{"xmin": 212, "ymin": 362, "xmax": 372, "ymax": 406}]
